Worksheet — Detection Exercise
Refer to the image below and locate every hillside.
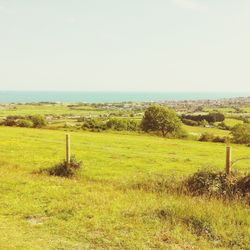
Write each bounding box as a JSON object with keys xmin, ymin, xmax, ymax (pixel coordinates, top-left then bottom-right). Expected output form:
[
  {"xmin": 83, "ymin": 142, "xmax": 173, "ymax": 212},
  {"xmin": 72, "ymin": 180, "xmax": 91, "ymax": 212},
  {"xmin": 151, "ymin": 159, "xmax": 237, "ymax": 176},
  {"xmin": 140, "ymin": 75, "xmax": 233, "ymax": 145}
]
[{"xmin": 0, "ymin": 127, "xmax": 249, "ymax": 249}]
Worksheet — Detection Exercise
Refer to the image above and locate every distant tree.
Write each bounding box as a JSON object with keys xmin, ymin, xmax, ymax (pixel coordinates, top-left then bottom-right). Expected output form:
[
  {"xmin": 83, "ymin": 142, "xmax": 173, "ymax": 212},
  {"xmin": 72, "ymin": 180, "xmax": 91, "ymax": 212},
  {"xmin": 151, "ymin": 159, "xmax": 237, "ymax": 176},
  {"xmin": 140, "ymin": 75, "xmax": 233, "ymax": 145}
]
[
  {"xmin": 208, "ymin": 112, "xmax": 225, "ymax": 123},
  {"xmin": 30, "ymin": 115, "xmax": 46, "ymax": 128},
  {"xmin": 231, "ymin": 124, "xmax": 250, "ymax": 144},
  {"xmin": 181, "ymin": 112, "xmax": 225, "ymax": 123},
  {"xmin": 141, "ymin": 105, "xmax": 182, "ymax": 137}
]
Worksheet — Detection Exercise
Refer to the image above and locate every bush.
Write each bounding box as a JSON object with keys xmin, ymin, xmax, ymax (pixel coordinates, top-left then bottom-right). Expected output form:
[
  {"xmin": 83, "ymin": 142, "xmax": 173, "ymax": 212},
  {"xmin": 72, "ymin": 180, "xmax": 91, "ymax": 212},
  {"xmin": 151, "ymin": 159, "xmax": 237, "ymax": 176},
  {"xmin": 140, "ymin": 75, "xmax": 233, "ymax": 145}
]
[
  {"xmin": 106, "ymin": 118, "xmax": 127, "ymax": 131},
  {"xmin": 217, "ymin": 122, "xmax": 230, "ymax": 130},
  {"xmin": 183, "ymin": 171, "xmax": 250, "ymax": 204},
  {"xmin": 212, "ymin": 136, "xmax": 226, "ymax": 143},
  {"xmin": 2, "ymin": 117, "xmax": 17, "ymax": 126},
  {"xmin": 45, "ymin": 156, "xmax": 82, "ymax": 177},
  {"xmin": 82, "ymin": 118, "xmax": 107, "ymax": 131},
  {"xmin": 184, "ymin": 171, "xmax": 238, "ymax": 197},
  {"xmin": 236, "ymin": 174, "xmax": 250, "ymax": 196},
  {"xmin": 181, "ymin": 118, "xmax": 199, "ymax": 126},
  {"xmin": 231, "ymin": 124, "xmax": 250, "ymax": 144},
  {"xmin": 30, "ymin": 115, "xmax": 46, "ymax": 128},
  {"xmin": 17, "ymin": 119, "xmax": 34, "ymax": 128},
  {"xmin": 198, "ymin": 133, "xmax": 215, "ymax": 142},
  {"xmin": 1, "ymin": 115, "xmax": 24, "ymax": 126},
  {"xmin": 106, "ymin": 118, "xmax": 139, "ymax": 131}
]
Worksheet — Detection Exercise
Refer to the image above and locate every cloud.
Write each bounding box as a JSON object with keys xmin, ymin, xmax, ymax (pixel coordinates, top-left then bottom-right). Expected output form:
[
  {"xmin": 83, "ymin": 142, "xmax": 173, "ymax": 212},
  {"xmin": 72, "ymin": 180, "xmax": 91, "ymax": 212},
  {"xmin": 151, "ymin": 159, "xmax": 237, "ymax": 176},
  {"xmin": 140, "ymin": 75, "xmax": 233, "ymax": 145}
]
[{"xmin": 171, "ymin": 0, "xmax": 208, "ymax": 11}]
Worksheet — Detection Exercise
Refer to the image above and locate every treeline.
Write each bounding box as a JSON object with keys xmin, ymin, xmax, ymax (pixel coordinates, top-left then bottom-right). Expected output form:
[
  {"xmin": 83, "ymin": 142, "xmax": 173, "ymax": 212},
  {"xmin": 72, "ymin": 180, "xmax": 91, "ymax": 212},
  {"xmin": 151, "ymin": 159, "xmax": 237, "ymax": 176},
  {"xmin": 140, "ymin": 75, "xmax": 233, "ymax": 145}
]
[
  {"xmin": 79, "ymin": 117, "xmax": 140, "ymax": 132},
  {"xmin": 181, "ymin": 112, "xmax": 225, "ymax": 125},
  {"xmin": 1, "ymin": 115, "xmax": 46, "ymax": 128}
]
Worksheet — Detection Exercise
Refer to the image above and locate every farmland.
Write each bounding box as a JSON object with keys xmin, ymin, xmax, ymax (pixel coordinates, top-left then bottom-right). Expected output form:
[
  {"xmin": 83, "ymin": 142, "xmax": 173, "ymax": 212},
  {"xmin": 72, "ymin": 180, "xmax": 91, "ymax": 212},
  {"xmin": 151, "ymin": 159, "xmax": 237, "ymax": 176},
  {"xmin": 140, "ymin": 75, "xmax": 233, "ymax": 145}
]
[
  {"xmin": 0, "ymin": 99, "xmax": 250, "ymax": 249},
  {"xmin": 0, "ymin": 126, "xmax": 249, "ymax": 249}
]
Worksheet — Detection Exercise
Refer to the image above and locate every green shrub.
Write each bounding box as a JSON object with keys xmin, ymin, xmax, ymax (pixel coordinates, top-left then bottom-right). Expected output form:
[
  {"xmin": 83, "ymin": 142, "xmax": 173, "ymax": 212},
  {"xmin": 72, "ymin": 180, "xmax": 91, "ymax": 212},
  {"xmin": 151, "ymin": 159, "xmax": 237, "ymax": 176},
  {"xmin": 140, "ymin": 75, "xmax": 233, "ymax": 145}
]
[
  {"xmin": 198, "ymin": 133, "xmax": 215, "ymax": 142},
  {"xmin": 45, "ymin": 156, "xmax": 82, "ymax": 177},
  {"xmin": 82, "ymin": 118, "xmax": 107, "ymax": 131},
  {"xmin": 1, "ymin": 115, "xmax": 24, "ymax": 127},
  {"xmin": 217, "ymin": 121, "xmax": 230, "ymax": 130},
  {"xmin": 17, "ymin": 119, "xmax": 34, "ymax": 128},
  {"xmin": 212, "ymin": 136, "xmax": 226, "ymax": 143},
  {"xmin": 236, "ymin": 174, "xmax": 250, "ymax": 196},
  {"xmin": 2, "ymin": 118, "xmax": 17, "ymax": 126},
  {"xmin": 30, "ymin": 115, "xmax": 46, "ymax": 128},
  {"xmin": 181, "ymin": 118, "xmax": 199, "ymax": 126},
  {"xmin": 184, "ymin": 171, "xmax": 238, "ymax": 197},
  {"xmin": 106, "ymin": 118, "xmax": 127, "ymax": 131},
  {"xmin": 106, "ymin": 118, "xmax": 139, "ymax": 131},
  {"xmin": 231, "ymin": 124, "xmax": 250, "ymax": 144}
]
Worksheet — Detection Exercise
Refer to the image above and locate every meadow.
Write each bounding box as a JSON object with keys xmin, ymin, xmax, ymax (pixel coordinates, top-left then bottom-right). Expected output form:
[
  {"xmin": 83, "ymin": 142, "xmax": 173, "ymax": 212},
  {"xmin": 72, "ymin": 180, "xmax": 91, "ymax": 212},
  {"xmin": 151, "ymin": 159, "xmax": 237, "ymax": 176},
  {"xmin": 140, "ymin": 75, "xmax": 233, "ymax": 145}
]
[
  {"xmin": 0, "ymin": 126, "xmax": 249, "ymax": 249},
  {"xmin": 0, "ymin": 103, "xmax": 107, "ymax": 118}
]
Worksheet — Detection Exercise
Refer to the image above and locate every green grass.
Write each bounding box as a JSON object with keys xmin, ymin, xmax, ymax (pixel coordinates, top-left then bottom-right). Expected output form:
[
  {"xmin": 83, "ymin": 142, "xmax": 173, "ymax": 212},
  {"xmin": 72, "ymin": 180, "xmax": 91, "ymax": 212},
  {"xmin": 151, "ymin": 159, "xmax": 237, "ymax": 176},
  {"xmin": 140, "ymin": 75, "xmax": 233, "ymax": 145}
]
[
  {"xmin": 0, "ymin": 104, "xmax": 107, "ymax": 118},
  {"xmin": 203, "ymin": 107, "xmax": 236, "ymax": 113},
  {"xmin": 242, "ymin": 107, "xmax": 250, "ymax": 112},
  {"xmin": 224, "ymin": 118, "xmax": 243, "ymax": 127},
  {"xmin": 183, "ymin": 124, "xmax": 230, "ymax": 137},
  {"xmin": 0, "ymin": 127, "xmax": 249, "ymax": 249}
]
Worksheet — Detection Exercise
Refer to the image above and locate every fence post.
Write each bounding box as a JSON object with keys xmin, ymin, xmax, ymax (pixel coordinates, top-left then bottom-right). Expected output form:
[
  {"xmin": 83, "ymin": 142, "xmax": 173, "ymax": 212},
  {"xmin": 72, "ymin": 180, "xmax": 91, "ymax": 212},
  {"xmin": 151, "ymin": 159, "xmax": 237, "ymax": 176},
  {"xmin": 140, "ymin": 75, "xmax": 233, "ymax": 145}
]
[
  {"xmin": 66, "ymin": 134, "xmax": 70, "ymax": 165},
  {"xmin": 225, "ymin": 145, "xmax": 231, "ymax": 175}
]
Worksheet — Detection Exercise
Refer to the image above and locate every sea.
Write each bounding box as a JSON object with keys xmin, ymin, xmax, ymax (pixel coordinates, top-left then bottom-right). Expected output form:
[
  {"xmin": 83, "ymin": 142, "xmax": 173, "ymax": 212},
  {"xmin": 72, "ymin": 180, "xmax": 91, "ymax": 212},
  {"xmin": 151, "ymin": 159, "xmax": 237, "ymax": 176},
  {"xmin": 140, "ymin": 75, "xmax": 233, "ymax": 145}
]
[{"xmin": 0, "ymin": 91, "xmax": 249, "ymax": 103}]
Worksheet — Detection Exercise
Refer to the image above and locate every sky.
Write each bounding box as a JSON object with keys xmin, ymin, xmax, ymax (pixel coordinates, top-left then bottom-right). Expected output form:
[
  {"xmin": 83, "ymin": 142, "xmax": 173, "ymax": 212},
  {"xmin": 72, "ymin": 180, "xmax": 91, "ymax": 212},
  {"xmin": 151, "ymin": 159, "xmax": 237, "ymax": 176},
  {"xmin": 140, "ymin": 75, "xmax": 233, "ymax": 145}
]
[{"xmin": 0, "ymin": 0, "xmax": 250, "ymax": 92}]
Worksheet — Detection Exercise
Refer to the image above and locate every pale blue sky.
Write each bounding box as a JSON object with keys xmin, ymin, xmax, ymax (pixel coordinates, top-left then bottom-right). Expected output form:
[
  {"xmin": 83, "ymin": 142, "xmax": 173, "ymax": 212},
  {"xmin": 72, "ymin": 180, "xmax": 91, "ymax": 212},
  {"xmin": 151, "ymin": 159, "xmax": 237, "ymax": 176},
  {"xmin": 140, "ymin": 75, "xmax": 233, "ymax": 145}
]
[{"xmin": 0, "ymin": 0, "xmax": 249, "ymax": 91}]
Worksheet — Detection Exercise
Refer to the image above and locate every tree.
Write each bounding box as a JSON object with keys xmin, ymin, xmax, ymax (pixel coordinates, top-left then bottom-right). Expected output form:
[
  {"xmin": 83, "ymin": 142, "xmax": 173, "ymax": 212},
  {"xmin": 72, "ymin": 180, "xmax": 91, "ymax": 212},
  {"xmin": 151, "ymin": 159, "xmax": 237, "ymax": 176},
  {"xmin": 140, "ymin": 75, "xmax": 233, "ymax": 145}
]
[
  {"xmin": 141, "ymin": 105, "xmax": 182, "ymax": 137},
  {"xmin": 231, "ymin": 124, "xmax": 250, "ymax": 144}
]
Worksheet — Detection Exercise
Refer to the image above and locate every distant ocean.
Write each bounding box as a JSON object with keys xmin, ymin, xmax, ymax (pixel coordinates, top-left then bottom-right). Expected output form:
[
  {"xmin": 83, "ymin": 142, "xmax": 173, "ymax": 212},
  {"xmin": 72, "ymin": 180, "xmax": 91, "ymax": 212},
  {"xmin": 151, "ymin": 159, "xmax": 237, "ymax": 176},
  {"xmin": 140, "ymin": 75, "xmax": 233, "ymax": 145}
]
[{"xmin": 0, "ymin": 91, "xmax": 249, "ymax": 103}]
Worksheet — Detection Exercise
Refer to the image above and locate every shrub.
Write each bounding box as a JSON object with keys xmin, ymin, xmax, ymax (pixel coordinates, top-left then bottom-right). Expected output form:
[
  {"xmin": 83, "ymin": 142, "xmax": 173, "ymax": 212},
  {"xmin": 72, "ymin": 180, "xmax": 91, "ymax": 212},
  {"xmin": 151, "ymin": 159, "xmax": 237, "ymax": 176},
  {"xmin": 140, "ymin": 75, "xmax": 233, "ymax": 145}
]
[
  {"xmin": 106, "ymin": 118, "xmax": 139, "ymax": 131},
  {"xmin": 231, "ymin": 124, "xmax": 250, "ymax": 144},
  {"xmin": 212, "ymin": 136, "xmax": 226, "ymax": 143},
  {"xmin": 217, "ymin": 121, "xmax": 230, "ymax": 130},
  {"xmin": 198, "ymin": 133, "xmax": 215, "ymax": 142},
  {"xmin": 2, "ymin": 117, "xmax": 17, "ymax": 126},
  {"xmin": 30, "ymin": 115, "xmax": 46, "ymax": 128},
  {"xmin": 183, "ymin": 171, "xmax": 250, "ymax": 204},
  {"xmin": 17, "ymin": 119, "xmax": 34, "ymax": 128},
  {"xmin": 181, "ymin": 118, "xmax": 199, "ymax": 126},
  {"xmin": 236, "ymin": 174, "xmax": 250, "ymax": 196},
  {"xmin": 82, "ymin": 118, "xmax": 107, "ymax": 131},
  {"xmin": 184, "ymin": 171, "xmax": 238, "ymax": 197},
  {"xmin": 1, "ymin": 115, "xmax": 24, "ymax": 126},
  {"xmin": 45, "ymin": 156, "xmax": 82, "ymax": 177},
  {"xmin": 106, "ymin": 118, "xmax": 127, "ymax": 131}
]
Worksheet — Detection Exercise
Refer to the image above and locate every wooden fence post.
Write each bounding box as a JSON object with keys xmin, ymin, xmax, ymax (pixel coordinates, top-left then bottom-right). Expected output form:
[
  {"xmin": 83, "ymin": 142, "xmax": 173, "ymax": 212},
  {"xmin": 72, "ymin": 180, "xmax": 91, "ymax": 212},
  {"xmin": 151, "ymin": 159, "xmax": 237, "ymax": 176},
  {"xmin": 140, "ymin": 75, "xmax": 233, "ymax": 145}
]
[
  {"xmin": 225, "ymin": 145, "xmax": 231, "ymax": 175},
  {"xmin": 66, "ymin": 134, "xmax": 70, "ymax": 165}
]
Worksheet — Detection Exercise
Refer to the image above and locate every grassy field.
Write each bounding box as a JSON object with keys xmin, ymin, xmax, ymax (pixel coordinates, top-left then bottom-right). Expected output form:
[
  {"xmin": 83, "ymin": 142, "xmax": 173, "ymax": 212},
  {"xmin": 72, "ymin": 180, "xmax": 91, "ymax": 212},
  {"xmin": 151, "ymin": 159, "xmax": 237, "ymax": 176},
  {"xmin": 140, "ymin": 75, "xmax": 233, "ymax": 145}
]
[
  {"xmin": 183, "ymin": 124, "xmax": 230, "ymax": 137},
  {"xmin": 0, "ymin": 126, "xmax": 249, "ymax": 249},
  {"xmin": 0, "ymin": 104, "xmax": 107, "ymax": 118},
  {"xmin": 224, "ymin": 118, "xmax": 243, "ymax": 127}
]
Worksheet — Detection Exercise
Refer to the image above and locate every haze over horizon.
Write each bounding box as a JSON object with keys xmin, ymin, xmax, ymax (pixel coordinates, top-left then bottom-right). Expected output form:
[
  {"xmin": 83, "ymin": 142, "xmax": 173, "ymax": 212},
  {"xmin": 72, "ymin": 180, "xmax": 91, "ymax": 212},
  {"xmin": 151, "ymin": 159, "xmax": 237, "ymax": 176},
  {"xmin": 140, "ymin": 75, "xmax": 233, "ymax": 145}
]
[{"xmin": 0, "ymin": 0, "xmax": 249, "ymax": 92}]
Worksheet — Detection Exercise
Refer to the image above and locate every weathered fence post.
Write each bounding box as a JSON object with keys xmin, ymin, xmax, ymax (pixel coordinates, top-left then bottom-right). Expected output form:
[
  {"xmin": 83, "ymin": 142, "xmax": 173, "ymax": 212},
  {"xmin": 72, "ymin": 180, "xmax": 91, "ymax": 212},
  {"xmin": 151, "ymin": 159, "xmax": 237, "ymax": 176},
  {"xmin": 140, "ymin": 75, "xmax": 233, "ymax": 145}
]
[
  {"xmin": 225, "ymin": 145, "xmax": 231, "ymax": 175},
  {"xmin": 66, "ymin": 134, "xmax": 71, "ymax": 165}
]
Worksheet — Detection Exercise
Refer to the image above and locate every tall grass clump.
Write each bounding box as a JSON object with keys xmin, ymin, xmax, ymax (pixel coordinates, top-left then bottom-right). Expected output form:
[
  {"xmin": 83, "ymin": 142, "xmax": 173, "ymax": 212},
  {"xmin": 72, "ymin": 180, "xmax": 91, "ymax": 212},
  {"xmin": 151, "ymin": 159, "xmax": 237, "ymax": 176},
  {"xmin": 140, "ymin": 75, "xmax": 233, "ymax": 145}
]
[
  {"xmin": 183, "ymin": 171, "xmax": 250, "ymax": 204},
  {"xmin": 43, "ymin": 156, "xmax": 82, "ymax": 177}
]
